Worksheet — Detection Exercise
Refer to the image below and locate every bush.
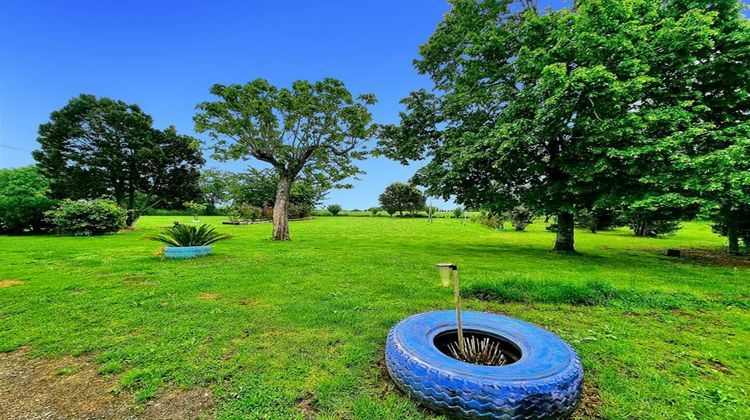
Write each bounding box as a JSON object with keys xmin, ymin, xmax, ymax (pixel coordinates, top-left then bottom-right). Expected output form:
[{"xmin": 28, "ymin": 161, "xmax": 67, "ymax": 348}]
[
  {"xmin": 261, "ymin": 206, "xmax": 274, "ymax": 220},
  {"xmin": 46, "ymin": 199, "xmax": 127, "ymax": 236},
  {"xmin": 625, "ymin": 207, "xmax": 682, "ymax": 237},
  {"xmin": 452, "ymin": 207, "xmax": 464, "ymax": 219},
  {"xmin": 473, "ymin": 211, "xmax": 505, "ymax": 230},
  {"xmin": 507, "ymin": 206, "xmax": 534, "ymax": 231},
  {"xmin": 0, "ymin": 166, "xmax": 56, "ymax": 234},
  {"xmin": 576, "ymin": 209, "xmax": 624, "ymax": 233},
  {"xmin": 150, "ymin": 223, "xmax": 230, "ymax": 247},
  {"xmin": 369, "ymin": 207, "xmax": 380, "ymax": 216},
  {"xmin": 288, "ymin": 203, "xmax": 312, "ymax": 219},
  {"xmin": 575, "ymin": 210, "xmax": 598, "ymax": 233},
  {"xmin": 237, "ymin": 203, "xmax": 262, "ymax": 222},
  {"xmin": 327, "ymin": 204, "xmax": 342, "ymax": 216}
]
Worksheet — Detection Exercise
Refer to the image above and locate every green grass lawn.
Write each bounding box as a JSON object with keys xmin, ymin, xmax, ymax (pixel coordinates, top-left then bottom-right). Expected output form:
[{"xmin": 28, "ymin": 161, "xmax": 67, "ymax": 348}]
[{"xmin": 1, "ymin": 216, "xmax": 748, "ymax": 418}]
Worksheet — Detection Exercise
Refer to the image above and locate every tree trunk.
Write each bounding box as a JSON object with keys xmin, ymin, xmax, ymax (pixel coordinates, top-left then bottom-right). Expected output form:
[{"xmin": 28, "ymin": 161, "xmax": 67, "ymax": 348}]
[
  {"xmin": 126, "ymin": 188, "xmax": 137, "ymax": 227},
  {"xmin": 727, "ymin": 210, "xmax": 740, "ymax": 256},
  {"xmin": 554, "ymin": 212, "xmax": 575, "ymax": 253},
  {"xmin": 272, "ymin": 176, "xmax": 291, "ymax": 241}
]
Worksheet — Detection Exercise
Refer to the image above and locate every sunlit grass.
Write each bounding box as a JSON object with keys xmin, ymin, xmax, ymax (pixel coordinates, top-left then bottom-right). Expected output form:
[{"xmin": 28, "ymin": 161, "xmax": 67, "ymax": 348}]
[{"xmin": 0, "ymin": 216, "xmax": 748, "ymax": 418}]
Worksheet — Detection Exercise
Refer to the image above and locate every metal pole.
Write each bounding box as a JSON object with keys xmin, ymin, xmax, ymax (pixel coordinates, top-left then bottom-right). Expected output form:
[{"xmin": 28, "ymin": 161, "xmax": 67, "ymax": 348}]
[{"xmin": 453, "ymin": 268, "xmax": 465, "ymax": 355}]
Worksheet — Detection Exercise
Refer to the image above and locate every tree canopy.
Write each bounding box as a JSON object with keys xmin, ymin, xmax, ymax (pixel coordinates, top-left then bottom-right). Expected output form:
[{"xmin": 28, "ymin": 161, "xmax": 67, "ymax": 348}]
[
  {"xmin": 33, "ymin": 94, "xmax": 204, "ymax": 226},
  {"xmin": 0, "ymin": 166, "xmax": 56, "ymax": 234},
  {"xmin": 195, "ymin": 78, "xmax": 376, "ymax": 240},
  {"xmin": 378, "ymin": 183, "xmax": 426, "ymax": 217},
  {"xmin": 378, "ymin": 0, "xmax": 750, "ymax": 253}
]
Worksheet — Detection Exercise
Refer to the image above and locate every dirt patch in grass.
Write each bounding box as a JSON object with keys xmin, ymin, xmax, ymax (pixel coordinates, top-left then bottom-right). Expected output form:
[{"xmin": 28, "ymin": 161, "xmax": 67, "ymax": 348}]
[
  {"xmin": 0, "ymin": 279, "xmax": 25, "ymax": 287},
  {"xmin": 693, "ymin": 359, "xmax": 733, "ymax": 376},
  {"xmin": 295, "ymin": 391, "xmax": 318, "ymax": 418},
  {"xmin": 573, "ymin": 382, "xmax": 604, "ymax": 419},
  {"xmin": 0, "ymin": 349, "xmax": 213, "ymax": 419},
  {"xmin": 142, "ymin": 388, "xmax": 214, "ymax": 419},
  {"xmin": 198, "ymin": 292, "xmax": 221, "ymax": 300}
]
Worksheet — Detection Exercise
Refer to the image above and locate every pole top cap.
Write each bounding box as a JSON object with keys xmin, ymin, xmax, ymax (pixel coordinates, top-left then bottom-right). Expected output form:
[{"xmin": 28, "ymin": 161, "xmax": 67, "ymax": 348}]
[{"xmin": 436, "ymin": 263, "xmax": 457, "ymax": 270}]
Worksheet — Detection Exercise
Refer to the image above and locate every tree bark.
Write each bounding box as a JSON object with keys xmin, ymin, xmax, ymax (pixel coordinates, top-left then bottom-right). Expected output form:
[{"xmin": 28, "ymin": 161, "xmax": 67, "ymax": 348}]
[
  {"xmin": 272, "ymin": 176, "xmax": 291, "ymax": 240},
  {"xmin": 554, "ymin": 212, "xmax": 576, "ymax": 253},
  {"xmin": 727, "ymin": 210, "xmax": 740, "ymax": 255}
]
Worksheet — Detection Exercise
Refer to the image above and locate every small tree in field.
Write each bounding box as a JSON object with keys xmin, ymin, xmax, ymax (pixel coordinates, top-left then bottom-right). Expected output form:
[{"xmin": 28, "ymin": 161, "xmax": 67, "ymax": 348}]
[
  {"xmin": 378, "ymin": 183, "xmax": 426, "ymax": 217},
  {"xmin": 452, "ymin": 207, "xmax": 463, "ymax": 219},
  {"xmin": 195, "ymin": 78, "xmax": 376, "ymax": 240},
  {"xmin": 327, "ymin": 204, "xmax": 342, "ymax": 216},
  {"xmin": 184, "ymin": 201, "xmax": 207, "ymax": 221},
  {"xmin": 369, "ymin": 207, "xmax": 380, "ymax": 216},
  {"xmin": 507, "ymin": 206, "xmax": 534, "ymax": 231}
]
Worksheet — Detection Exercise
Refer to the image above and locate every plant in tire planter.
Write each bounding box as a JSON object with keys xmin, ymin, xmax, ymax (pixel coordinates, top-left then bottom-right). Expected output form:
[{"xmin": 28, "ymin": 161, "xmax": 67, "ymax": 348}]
[
  {"xmin": 384, "ymin": 264, "xmax": 583, "ymax": 418},
  {"xmin": 150, "ymin": 223, "xmax": 230, "ymax": 259}
]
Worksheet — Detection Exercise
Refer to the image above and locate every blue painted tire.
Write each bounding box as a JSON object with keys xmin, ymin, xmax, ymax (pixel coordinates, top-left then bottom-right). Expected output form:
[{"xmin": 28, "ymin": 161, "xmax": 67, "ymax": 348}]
[
  {"xmin": 385, "ymin": 311, "xmax": 583, "ymax": 419},
  {"xmin": 164, "ymin": 245, "xmax": 212, "ymax": 259}
]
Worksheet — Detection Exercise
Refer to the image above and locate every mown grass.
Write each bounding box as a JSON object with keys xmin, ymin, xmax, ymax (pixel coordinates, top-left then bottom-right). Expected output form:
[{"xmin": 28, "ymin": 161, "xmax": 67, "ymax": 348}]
[{"xmin": 0, "ymin": 217, "xmax": 748, "ymax": 418}]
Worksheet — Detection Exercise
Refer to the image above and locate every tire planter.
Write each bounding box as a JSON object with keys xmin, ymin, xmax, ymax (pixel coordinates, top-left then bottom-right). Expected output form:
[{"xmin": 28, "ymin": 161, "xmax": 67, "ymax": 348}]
[
  {"xmin": 385, "ymin": 310, "xmax": 583, "ymax": 419},
  {"xmin": 164, "ymin": 245, "xmax": 212, "ymax": 259}
]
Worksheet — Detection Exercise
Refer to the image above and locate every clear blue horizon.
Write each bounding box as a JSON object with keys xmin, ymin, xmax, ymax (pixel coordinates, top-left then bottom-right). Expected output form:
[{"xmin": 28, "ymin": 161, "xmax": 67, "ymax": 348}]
[{"xmin": 3, "ymin": 1, "xmax": 744, "ymax": 209}]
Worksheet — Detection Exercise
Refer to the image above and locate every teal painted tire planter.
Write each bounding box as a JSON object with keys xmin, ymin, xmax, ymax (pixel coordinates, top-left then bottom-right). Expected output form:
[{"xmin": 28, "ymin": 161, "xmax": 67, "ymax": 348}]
[
  {"xmin": 164, "ymin": 245, "xmax": 212, "ymax": 259},
  {"xmin": 385, "ymin": 310, "xmax": 583, "ymax": 419}
]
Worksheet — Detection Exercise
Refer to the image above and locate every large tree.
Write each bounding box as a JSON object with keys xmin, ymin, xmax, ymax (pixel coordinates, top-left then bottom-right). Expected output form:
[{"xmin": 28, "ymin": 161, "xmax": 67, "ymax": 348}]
[
  {"xmin": 33, "ymin": 94, "xmax": 204, "ymax": 226},
  {"xmin": 194, "ymin": 78, "xmax": 376, "ymax": 240},
  {"xmin": 378, "ymin": 0, "xmax": 717, "ymax": 253},
  {"xmin": 667, "ymin": 0, "xmax": 750, "ymax": 254},
  {"xmin": 378, "ymin": 182, "xmax": 426, "ymax": 216}
]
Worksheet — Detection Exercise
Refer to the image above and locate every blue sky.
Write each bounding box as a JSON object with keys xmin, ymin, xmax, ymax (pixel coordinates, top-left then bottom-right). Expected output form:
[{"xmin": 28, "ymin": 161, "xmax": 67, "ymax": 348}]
[
  {"xmin": 1, "ymin": 0, "xmax": 467, "ymax": 209},
  {"xmin": 13, "ymin": 0, "xmax": 737, "ymax": 209}
]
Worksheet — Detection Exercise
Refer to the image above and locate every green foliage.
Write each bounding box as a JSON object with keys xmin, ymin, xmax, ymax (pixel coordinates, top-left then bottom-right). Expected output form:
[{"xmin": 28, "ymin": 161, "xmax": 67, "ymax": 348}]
[
  {"xmin": 287, "ymin": 203, "xmax": 312, "ymax": 219},
  {"xmin": 473, "ymin": 211, "xmax": 505, "ymax": 230},
  {"xmin": 195, "ymin": 78, "xmax": 377, "ymax": 240},
  {"xmin": 711, "ymin": 205, "xmax": 750, "ymax": 252},
  {"xmin": 327, "ymin": 204, "xmax": 342, "ymax": 216},
  {"xmin": 199, "ymin": 169, "xmax": 236, "ymax": 214},
  {"xmin": 45, "ymin": 199, "xmax": 127, "ymax": 236},
  {"xmin": 238, "ymin": 203, "xmax": 263, "ymax": 222},
  {"xmin": 150, "ymin": 223, "xmax": 230, "ymax": 247},
  {"xmin": 230, "ymin": 168, "xmax": 328, "ymax": 209},
  {"xmin": 0, "ymin": 166, "xmax": 57, "ymax": 234},
  {"xmin": 34, "ymin": 94, "xmax": 204, "ymax": 226},
  {"xmin": 624, "ymin": 197, "xmax": 694, "ymax": 237},
  {"xmin": 183, "ymin": 201, "xmax": 207, "ymax": 221},
  {"xmin": 576, "ymin": 208, "xmax": 624, "ymax": 233},
  {"xmin": 507, "ymin": 206, "xmax": 534, "ymax": 231},
  {"xmin": 452, "ymin": 207, "xmax": 464, "ymax": 219},
  {"xmin": 378, "ymin": 183, "xmax": 426, "ymax": 216},
  {"xmin": 377, "ymin": 0, "xmax": 750, "ymax": 254},
  {"xmin": 369, "ymin": 207, "xmax": 380, "ymax": 216}
]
